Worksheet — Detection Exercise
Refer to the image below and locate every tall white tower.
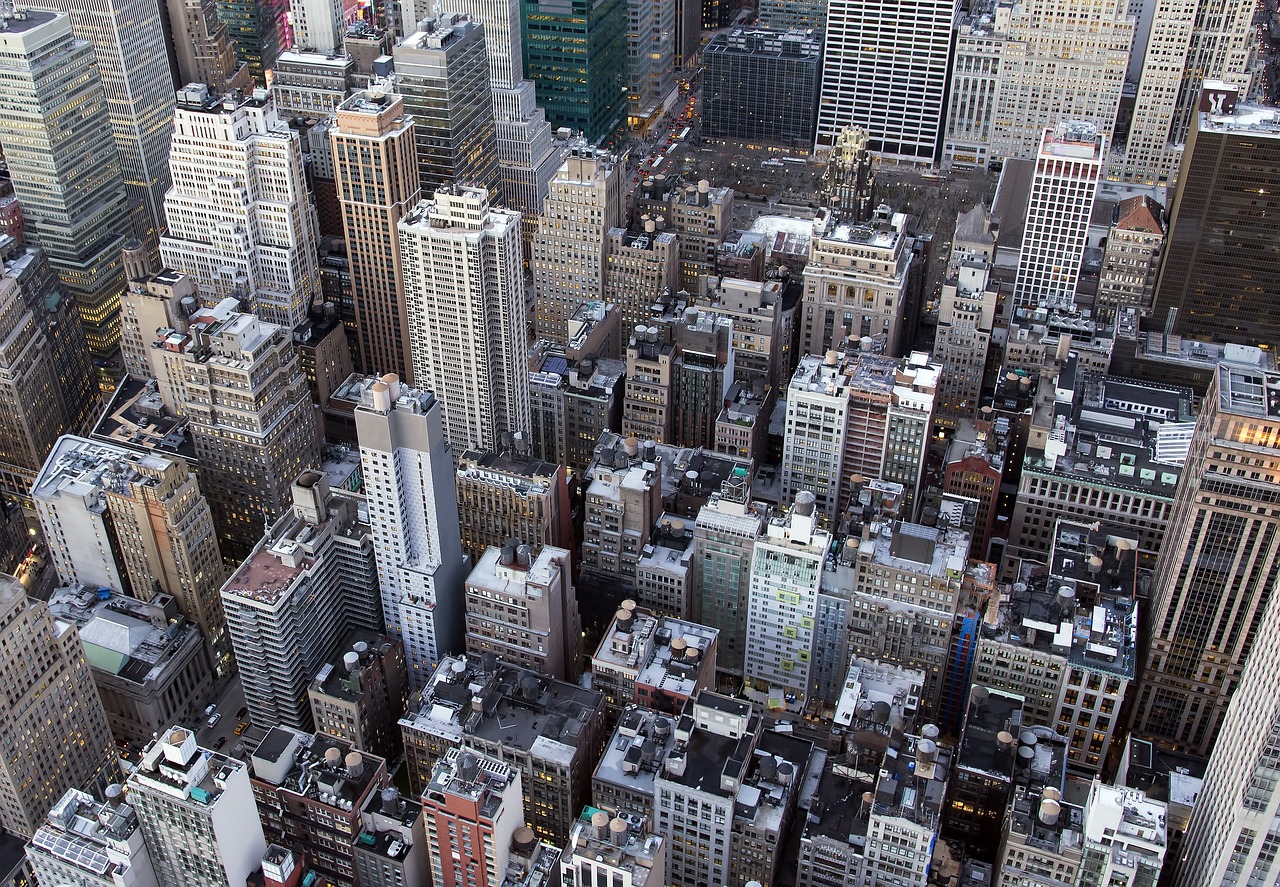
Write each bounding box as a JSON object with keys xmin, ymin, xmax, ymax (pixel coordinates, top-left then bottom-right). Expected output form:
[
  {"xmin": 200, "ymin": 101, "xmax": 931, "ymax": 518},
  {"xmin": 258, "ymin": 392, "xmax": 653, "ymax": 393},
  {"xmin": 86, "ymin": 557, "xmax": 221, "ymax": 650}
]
[
  {"xmin": 399, "ymin": 186, "xmax": 530, "ymax": 453},
  {"xmin": 354, "ymin": 375, "xmax": 470, "ymax": 690},
  {"xmin": 161, "ymin": 84, "xmax": 320, "ymax": 330},
  {"xmin": 1013, "ymin": 124, "xmax": 1105, "ymax": 311}
]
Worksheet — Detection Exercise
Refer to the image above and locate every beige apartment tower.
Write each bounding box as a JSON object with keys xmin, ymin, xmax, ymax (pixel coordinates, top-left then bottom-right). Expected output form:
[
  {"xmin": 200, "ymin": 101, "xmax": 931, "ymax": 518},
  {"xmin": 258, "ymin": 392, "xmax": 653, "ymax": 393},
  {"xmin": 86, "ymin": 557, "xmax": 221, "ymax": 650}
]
[{"xmin": 332, "ymin": 86, "xmax": 421, "ymax": 381}]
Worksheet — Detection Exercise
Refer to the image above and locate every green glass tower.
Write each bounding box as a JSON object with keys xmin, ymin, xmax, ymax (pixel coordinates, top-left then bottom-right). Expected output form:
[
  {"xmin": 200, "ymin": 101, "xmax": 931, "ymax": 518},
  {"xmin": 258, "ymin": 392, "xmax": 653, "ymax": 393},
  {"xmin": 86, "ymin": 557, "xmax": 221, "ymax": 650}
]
[
  {"xmin": 216, "ymin": 0, "xmax": 288, "ymax": 85},
  {"xmin": 521, "ymin": 0, "xmax": 627, "ymax": 144}
]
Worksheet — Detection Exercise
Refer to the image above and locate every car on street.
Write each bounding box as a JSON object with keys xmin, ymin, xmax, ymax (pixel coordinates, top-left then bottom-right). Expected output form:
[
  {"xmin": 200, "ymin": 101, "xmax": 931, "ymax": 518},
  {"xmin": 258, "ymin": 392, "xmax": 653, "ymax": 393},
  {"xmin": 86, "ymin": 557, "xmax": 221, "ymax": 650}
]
[
  {"xmin": 213, "ymin": 736, "xmax": 227, "ymax": 750},
  {"xmin": 234, "ymin": 721, "xmax": 249, "ymax": 735},
  {"xmin": 206, "ymin": 713, "xmax": 221, "ymax": 729},
  {"xmin": 236, "ymin": 706, "xmax": 248, "ymax": 719},
  {"xmin": 204, "ymin": 704, "xmax": 217, "ymax": 717}
]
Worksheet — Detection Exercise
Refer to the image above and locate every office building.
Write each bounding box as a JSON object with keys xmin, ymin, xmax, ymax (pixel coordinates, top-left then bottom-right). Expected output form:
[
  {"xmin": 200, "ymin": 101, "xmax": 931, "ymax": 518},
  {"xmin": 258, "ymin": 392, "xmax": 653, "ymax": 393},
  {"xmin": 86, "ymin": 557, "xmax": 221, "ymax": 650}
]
[
  {"xmin": 25, "ymin": 0, "xmax": 175, "ymax": 243},
  {"xmin": 1013, "ymin": 124, "xmax": 1106, "ymax": 312},
  {"xmin": 527, "ymin": 346, "xmax": 627, "ymax": 471},
  {"xmin": 163, "ymin": 0, "xmax": 249, "ymax": 95},
  {"xmin": 626, "ymin": 0, "xmax": 677, "ymax": 132},
  {"xmin": 532, "ymin": 145, "xmax": 625, "ymax": 342},
  {"xmin": 986, "ymin": 0, "xmax": 1132, "ymax": 162},
  {"xmin": 354, "ymin": 375, "xmax": 469, "ymax": 691},
  {"xmin": 993, "ymin": 729, "xmax": 1083, "ymax": 887},
  {"xmin": 1133, "ymin": 348, "xmax": 1280, "ymax": 755},
  {"xmin": 161, "ymin": 84, "xmax": 319, "ymax": 330},
  {"xmin": 941, "ymin": 0, "xmax": 1006, "ymax": 169},
  {"xmin": 634, "ymin": 176, "xmax": 735, "ymax": 294},
  {"xmin": 653, "ymin": 692, "xmax": 813, "ymax": 886},
  {"xmin": 32, "ymin": 435, "xmax": 229, "ymax": 669},
  {"xmin": 127, "ymin": 726, "xmax": 267, "ymax": 886},
  {"xmin": 399, "ymin": 654, "xmax": 604, "ymax": 843},
  {"xmin": 46, "ymin": 586, "xmax": 216, "ymax": 747},
  {"xmin": 934, "ymin": 261, "xmax": 997, "ymax": 426},
  {"xmin": 743, "ymin": 492, "xmax": 831, "ymax": 715},
  {"xmin": 223, "ymin": 472, "xmax": 382, "ymax": 730},
  {"xmin": 1151, "ymin": 87, "xmax": 1280, "ymax": 347},
  {"xmin": 700, "ymin": 277, "xmax": 787, "ymax": 390},
  {"xmin": 270, "ymin": 50, "xmax": 352, "ymax": 117},
  {"xmin": 591, "ymin": 603, "xmax": 718, "ymax": 720},
  {"xmin": 692, "ymin": 474, "xmax": 765, "ymax": 677},
  {"xmin": 400, "ymin": 186, "xmax": 529, "ymax": 453},
  {"xmin": 290, "ymin": 0, "xmax": 358, "ymax": 52},
  {"xmin": 782, "ymin": 347, "xmax": 939, "ymax": 522},
  {"xmin": 0, "ymin": 11, "xmax": 134, "ymax": 370},
  {"xmin": 703, "ymin": 27, "xmax": 821, "ymax": 150},
  {"xmin": 455, "ymin": 449, "xmax": 574, "ymax": 566},
  {"xmin": 604, "ymin": 224, "xmax": 680, "ymax": 335},
  {"xmin": 522, "ymin": 0, "xmax": 628, "ymax": 142},
  {"xmin": 799, "ymin": 206, "xmax": 913, "ymax": 357},
  {"xmin": 862, "ymin": 730, "xmax": 952, "ymax": 887},
  {"xmin": 421, "ymin": 750, "xmax": 523, "ymax": 887},
  {"xmin": 941, "ymin": 422, "xmax": 1008, "ymax": 559},
  {"xmin": 394, "ymin": 14, "xmax": 501, "ymax": 197},
  {"xmin": 249, "ymin": 729, "xmax": 387, "ymax": 886},
  {"xmin": 162, "ymin": 300, "xmax": 320, "ymax": 559},
  {"xmin": 330, "ymin": 87, "xmax": 420, "ymax": 381},
  {"xmin": 216, "ymin": 0, "xmax": 288, "ymax": 84},
  {"xmin": 1120, "ymin": 0, "xmax": 1255, "ymax": 186},
  {"xmin": 27, "ymin": 788, "xmax": 158, "ymax": 887},
  {"xmin": 815, "ymin": 0, "xmax": 958, "ymax": 160},
  {"xmin": 1095, "ymin": 195, "xmax": 1165, "ymax": 319},
  {"xmin": 0, "ymin": 575, "xmax": 115, "ymax": 838},
  {"xmin": 942, "ymin": 686, "xmax": 1025, "ymax": 858},
  {"xmin": 308, "ymin": 632, "xmax": 408, "ymax": 763},
  {"xmin": 464, "ymin": 543, "xmax": 580, "ymax": 681},
  {"xmin": 591, "ymin": 704, "xmax": 677, "ymax": 817},
  {"xmin": 118, "ymin": 251, "xmax": 196, "ymax": 384},
  {"xmin": 559, "ymin": 813, "xmax": 663, "ymax": 887},
  {"xmin": 0, "ymin": 237, "xmax": 98, "ymax": 502},
  {"xmin": 353, "ymin": 788, "xmax": 428, "ymax": 887},
  {"xmin": 634, "ymin": 514, "xmax": 696, "ymax": 615}
]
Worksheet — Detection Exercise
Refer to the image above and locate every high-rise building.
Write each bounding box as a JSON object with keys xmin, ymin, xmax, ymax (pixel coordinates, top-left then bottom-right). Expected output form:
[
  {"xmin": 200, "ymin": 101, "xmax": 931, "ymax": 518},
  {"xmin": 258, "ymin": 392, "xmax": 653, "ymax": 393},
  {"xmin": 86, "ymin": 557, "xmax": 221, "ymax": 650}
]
[
  {"xmin": 162, "ymin": 0, "xmax": 250, "ymax": 95},
  {"xmin": 307, "ymin": 631, "xmax": 409, "ymax": 763},
  {"xmin": 0, "ymin": 11, "xmax": 135, "ymax": 371},
  {"xmin": 799, "ymin": 206, "xmax": 913, "ymax": 357},
  {"xmin": 46, "ymin": 586, "xmax": 216, "ymax": 747},
  {"xmin": 126, "ymin": 725, "xmax": 267, "ymax": 886},
  {"xmin": 532, "ymin": 144, "xmax": 625, "ymax": 342},
  {"xmin": 216, "ymin": 0, "xmax": 288, "ymax": 85},
  {"xmin": 626, "ymin": 0, "xmax": 677, "ymax": 132},
  {"xmin": 591, "ymin": 604, "xmax": 718, "ymax": 720},
  {"xmin": 400, "ymin": 186, "xmax": 529, "ymax": 453},
  {"xmin": 161, "ymin": 300, "xmax": 321, "ymax": 559},
  {"xmin": 1076, "ymin": 779, "xmax": 1168, "ymax": 886},
  {"xmin": 933, "ymin": 260, "xmax": 997, "ymax": 426},
  {"xmin": 941, "ymin": 0, "xmax": 1006, "ymax": 169},
  {"xmin": 985, "ymin": 0, "xmax": 1132, "ymax": 162},
  {"xmin": 32, "ymin": 435, "xmax": 230, "ymax": 668},
  {"xmin": 522, "ymin": 0, "xmax": 628, "ymax": 142},
  {"xmin": 634, "ymin": 176, "xmax": 735, "ymax": 294},
  {"xmin": 353, "ymin": 788, "xmax": 429, "ymax": 887},
  {"xmin": 161, "ymin": 84, "xmax": 320, "ymax": 331},
  {"xmin": 270, "ymin": 50, "xmax": 354, "ymax": 117},
  {"xmin": 464, "ymin": 543, "xmax": 580, "ymax": 680},
  {"xmin": 815, "ymin": 0, "xmax": 958, "ymax": 160},
  {"xmin": 354, "ymin": 375, "xmax": 469, "ymax": 690},
  {"xmin": 421, "ymin": 750, "xmax": 523, "ymax": 887},
  {"xmin": 1132, "ymin": 348, "xmax": 1280, "ymax": 755},
  {"xmin": 118, "ymin": 246, "xmax": 196, "ymax": 382},
  {"xmin": 0, "ymin": 237, "xmax": 99, "ymax": 502},
  {"xmin": 692, "ymin": 474, "xmax": 764, "ymax": 677},
  {"xmin": 527, "ymin": 344, "xmax": 627, "ymax": 471},
  {"xmin": 1013, "ymin": 123, "xmax": 1105, "ymax": 312},
  {"xmin": 399, "ymin": 654, "xmax": 605, "ymax": 844},
  {"xmin": 1095, "ymin": 195, "xmax": 1165, "ymax": 319},
  {"xmin": 290, "ymin": 0, "xmax": 358, "ymax": 52},
  {"xmin": 1120, "ymin": 0, "xmax": 1255, "ymax": 187},
  {"xmin": 455, "ymin": 449, "xmax": 573, "ymax": 566},
  {"xmin": 757, "ymin": 0, "xmax": 825, "ymax": 30},
  {"xmin": 581, "ymin": 433, "xmax": 664, "ymax": 584},
  {"xmin": 447, "ymin": 0, "xmax": 561, "ymax": 251},
  {"xmin": 1150, "ymin": 86, "xmax": 1280, "ymax": 347},
  {"xmin": 222, "ymin": 471, "xmax": 382, "ymax": 730},
  {"xmin": 25, "ymin": 0, "xmax": 176, "ymax": 244},
  {"xmin": 743, "ymin": 493, "xmax": 831, "ymax": 715},
  {"xmin": 604, "ymin": 224, "xmax": 681, "ymax": 334},
  {"xmin": 27, "ymin": 788, "xmax": 159, "ymax": 887},
  {"xmin": 394, "ymin": 14, "xmax": 501, "ymax": 198},
  {"xmin": 702, "ymin": 28, "xmax": 822, "ymax": 151},
  {"xmin": 559, "ymin": 814, "xmax": 664, "ymax": 887},
  {"xmin": 0, "ymin": 575, "xmax": 115, "ymax": 838},
  {"xmin": 331, "ymin": 86, "xmax": 421, "ymax": 381}
]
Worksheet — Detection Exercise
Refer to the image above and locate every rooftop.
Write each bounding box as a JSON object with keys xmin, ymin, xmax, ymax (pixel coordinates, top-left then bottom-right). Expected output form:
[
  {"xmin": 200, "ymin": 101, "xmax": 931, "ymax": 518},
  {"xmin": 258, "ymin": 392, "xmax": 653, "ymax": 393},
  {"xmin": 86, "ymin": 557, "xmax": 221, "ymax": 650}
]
[
  {"xmin": 955, "ymin": 687, "xmax": 1024, "ymax": 783},
  {"xmin": 30, "ymin": 789, "xmax": 141, "ymax": 879},
  {"xmin": 563, "ymin": 814, "xmax": 662, "ymax": 884},
  {"xmin": 831, "ymin": 659, "xmax": 924, "ymax": 736},
  {"xmin": 251, "ymin": 728, "xmax": 384, "ymax": 812},
  {"xmin": 803, "ymin": 759, "xmax": 873, "ymax": 848},
  {"xmin": 400, "ymin": 655, "xmax": 602, "ymax": 767},
  {"xmin": 871, "ymin": 730, "xmax": 951, "ymax": 830},
  {"xmin": 310, "ymin": 631, "xmax": 400, "ymax": 703},
  {"xmin": 47, "ymin": 586, "xmax": 198, "ymax": 685},
  {"xmin": 706, "ymin": 26, "xmax": 823, "ymax": 57},
  {"xmin": 860, "ymin": 520, "xmax": 970, "ymax": 581},
  {"xmin": 1217, "ymin": 348, "xmax": 1280, "ymax": 418},
  {"xmin": 90, "ymin": 375, "xmax": 194, "ymax": 460},
  {"xmin": 32, "ymin": 434, "xmax": 186, "ymax": 507},
  {"xmin": 425, "ymin": 748, "xmax": 515, "ymax": 821},
  {"xmin": 130, "ymin": 725, "xmax": 247, "ymax": 810},
  {"xmin": 594, "ymin": 706, "xmax": 681, "ymax": 805},
  {"xmin": 457, "ymin": 449, "xmax": 560, "ymax": 495},
  {"xmin": 1006, "ymin": 729, "xmax": 1083, "ymax": 859},
  {"xmin": 593, "ymin": 607, "xmax": 718, "ymax": 699}
]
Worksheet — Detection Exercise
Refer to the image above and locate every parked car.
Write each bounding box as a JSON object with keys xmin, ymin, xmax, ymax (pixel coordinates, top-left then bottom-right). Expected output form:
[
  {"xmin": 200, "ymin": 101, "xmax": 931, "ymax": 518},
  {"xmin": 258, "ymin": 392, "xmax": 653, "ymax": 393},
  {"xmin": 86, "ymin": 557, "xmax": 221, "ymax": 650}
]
[
  {"xmin": 204, "ymin": 704, "xmax": 217, "ymax": 717},
  {"xmin": 213, "ymin": 736, "xmax": 227, "ymax": 750}
]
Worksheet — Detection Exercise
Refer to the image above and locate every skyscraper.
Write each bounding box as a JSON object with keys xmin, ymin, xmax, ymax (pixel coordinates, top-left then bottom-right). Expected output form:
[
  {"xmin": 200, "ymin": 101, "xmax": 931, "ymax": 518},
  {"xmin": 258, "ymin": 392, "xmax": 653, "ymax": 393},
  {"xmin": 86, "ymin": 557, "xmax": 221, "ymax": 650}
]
[
  {"xmin": 399, "ymin": 186, "xmax": 530, "ymax": 453},
  {"xmin": 816, "ymin": 0, "xmax": 958, "ymax": 160},
  {"xmin": 162, "ymin": 84, "xmax": 320, "ymax": 331},
  {"xmin": 1132, "ymin": 348, "xmax": 1280, "ymax": 756},
  {"xmin": 532, "ymin": 144, "xmax": 624, "ymax": 342},
  {"xmin": 331, "ymin": 86, "xmax": 421, "ymax": 381},
  {"xmin": 1012, "ymin": 123, "xmax": 1105, "ymax": 311},
  {"xmin": 32, "ymin": 435, "xmax": 230, "ymax": 669},
  {"xmin": 703, "ymin": 28, "xmax": 823, "ymax": 150},
  {"xmin": 626, "ymin": 0, "xmax": 677, "ymax": 131},
  {"xmin": 692, "ymin": 474, "xmax": 764, "ymax": 678},
  {"xmin": 0, "ymin": 574, "xmax": 115, "ymax": 838},
  {"xmin": 25, "ymin": 0, "xmax": 175, "ymax": 244},
  {"xmin": 126, "ymin": 726, "xmax": 267, "ymax": 886},
  {"xmin": 1120, "ymin": 0, "xmax": 1256, "ymax": 186},
  {"xmin": 421, "ymin": 750, "xmax": 524, "ymax": 887},
  {"xmin": 1149, "ymin": 85, "xmax": 1280, "ymax": 347},
  {"xmin": 0, "ymin": 11, "xmax": 135, "ymax": 372},
  {"xmin": 160, "ymin": 299, "xmax": 321, "ymax": 560},
  {"xmin": 216, "ymin": 0, "xmax": 288, "ymax": 85},
  {"xmin": 290, "ymin": 0, "xmax": 358, "ymax": 52},
  {"xmin": 394, "ymin": 14, "xmax": 501, "ymax": 198},
  {"xmin": 26, "ymin": 789, "xmax": 159, "ymax": 887},
  {"xmin": 353, "ymin": 374, "xmax": 469, "ymax": 690},
  {"xmin": 162, "ymin": 0, "xmax": 250, "ymax": 94},
  {"xmin": 522, "ymin": 0, "xmax": 629, "ymax": 142}
]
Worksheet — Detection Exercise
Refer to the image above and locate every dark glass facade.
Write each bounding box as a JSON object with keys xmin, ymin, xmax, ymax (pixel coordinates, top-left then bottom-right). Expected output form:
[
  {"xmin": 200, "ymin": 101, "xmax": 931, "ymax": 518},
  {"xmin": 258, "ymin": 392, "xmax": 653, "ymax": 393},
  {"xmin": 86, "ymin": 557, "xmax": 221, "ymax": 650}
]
[{"xmin": 702, "ymin": 27, "xmax": 822, "ymax": 150}]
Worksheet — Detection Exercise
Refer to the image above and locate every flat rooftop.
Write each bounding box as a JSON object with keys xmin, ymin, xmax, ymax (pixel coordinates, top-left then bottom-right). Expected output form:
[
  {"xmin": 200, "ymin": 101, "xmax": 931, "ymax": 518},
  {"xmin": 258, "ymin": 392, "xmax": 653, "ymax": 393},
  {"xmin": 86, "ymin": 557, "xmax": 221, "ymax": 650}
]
[{"xmin": 90, "ymin": 376, "xmax": 195, "ymax": 462}]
